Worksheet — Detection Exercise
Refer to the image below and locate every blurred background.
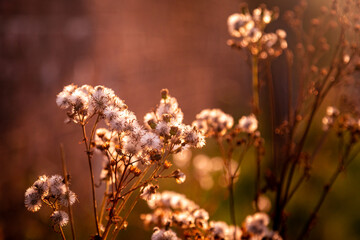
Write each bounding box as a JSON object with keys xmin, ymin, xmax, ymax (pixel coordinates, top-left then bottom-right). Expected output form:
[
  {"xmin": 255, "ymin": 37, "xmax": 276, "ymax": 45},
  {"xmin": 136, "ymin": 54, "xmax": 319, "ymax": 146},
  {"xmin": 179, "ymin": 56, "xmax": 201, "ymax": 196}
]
[{"xmin": 1, "ymin": 0, "xmax": 360, "ymax": 239}]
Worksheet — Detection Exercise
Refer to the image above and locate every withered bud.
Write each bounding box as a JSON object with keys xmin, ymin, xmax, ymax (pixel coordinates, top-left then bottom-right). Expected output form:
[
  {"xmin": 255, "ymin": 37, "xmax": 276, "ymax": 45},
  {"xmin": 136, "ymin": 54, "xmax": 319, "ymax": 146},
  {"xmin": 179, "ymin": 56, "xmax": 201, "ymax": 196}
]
[
  {"xmin": 163, "ymin": 114, "xmax": 171, "ymax": 123},
  {"xmin": 311, "ymin": 18, "xmax": 320, "ymax": 26},
  {"xmin": 115, "ymin": 145, "xmax": 122, "ymax": 154},
  {"xmin": 170, "ymin": 126, "xmax": 179, "ymax": 136},
  {"xmin": 236, "ymin": 138, "xmax": 246, "ymax": 146},
  {"xmin": 322, "ymin": 43, "xmax": 330, "ymax": 51},
  {"xmin": 97, "ymin": 132, "xmax": 105, "ymax": 138},
  {"xmin": 296, "ymin": 43, "xmax": 304, "ymax": 53},
  {"xmin": 172, "ymin": 169, "xmax": 186, "ymax": 184},
  {"xmin": 161, "ymin": 89, "xmax": 169, "ymax": 100},
  {"xmin": 227, "ymin": 39, "xmax": 236, "ymax": 47},
  {"xmin": 310, "ymin": 65, "xmax": 318, "ymax": 73},
  {"xmin": 150, "ymin": 151, "xmax": 162, "ymax": 161},
  {"xmin": 148, "ymin": 120, "xmax": 157, "ymax": 129},
  {"xmin": 307, "ymin": 45, "xmax": 315, "ymax": 53},
  {"xmin": 354, "ymin": 24, "xmax": 360, "ymax": 32},
  {"xmin": 239, "ymin": 2, "xmax": 249, "ymax": 14},
  {"xmin": 163, "ymin": 160, "xmax": 172, "ymax": 169},
  {"xmin": 129, "ymin": 166, "xmax": 141, "ymax": 176},
  {"xmin": 329, "ymin": 20, "xmax": 338, "ymax": 29},
  {"xmin": 120, "ymin": 221, "xmax": 128, "ymax": 230},
  {"xmin": 272, "ymin": 7, "xmax": 280, "ymax": 19},
  {"xmin": 320, "ymin": 6, "xmax": 328, "ymax": 14},
  {"xmin": 320, "ymin": 68, "xmax": 328, "ymax": 76}
]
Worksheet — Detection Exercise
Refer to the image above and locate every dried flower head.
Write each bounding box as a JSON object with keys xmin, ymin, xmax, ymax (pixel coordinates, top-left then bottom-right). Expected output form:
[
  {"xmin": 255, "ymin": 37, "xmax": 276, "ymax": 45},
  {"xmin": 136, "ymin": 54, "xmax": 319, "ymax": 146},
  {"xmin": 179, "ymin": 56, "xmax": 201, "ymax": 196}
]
[
  {"xmin": 227, "ymin": 5, "xmax": 287, "ymax": 58},
  {"xmin": 238, "ymin": 114, "xmax": 258, "ymax": 133},
  {"xmin": 141, "ymin": 184, "xmax": 159, "ymax": 201},
  {"xmin": 24, "ymin": 187, "xmax": 42, "ymax": 212},
  {"xmin": 171, "ymin": 169, "xmax": 186, "ymax": 184},
  {"xmin": 151, "ymin": 227, "xmax": 179, "ymax": 240},
  {"xmin": 50, "ymin": 210, "xmax": 69, "ymax": 227},
  {"xmin": 193, "ymin": 109, "xmax": 234, "ymax": 136}
]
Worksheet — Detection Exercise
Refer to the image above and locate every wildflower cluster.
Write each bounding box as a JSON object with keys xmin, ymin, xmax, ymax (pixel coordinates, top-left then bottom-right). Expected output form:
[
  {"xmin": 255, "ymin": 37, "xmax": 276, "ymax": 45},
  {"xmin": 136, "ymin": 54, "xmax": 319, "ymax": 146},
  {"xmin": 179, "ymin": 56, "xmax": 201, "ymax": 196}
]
[
  {"xmin": 192, "ymin": 109, "xmax": 234, "ymax": 137},
  {"xmin": 191, "ymin": 109, "xmax": 265, "ymax": 237},
  {"xmin": 322, "ymin": 106, "xmax": 360, "ymax": 137},
  {"xmin": 55, "ymin": 84, "xmax": 206, "ymax": 239},
  {"xmin": 227, "ymin": 4, "xmax": 287, "ymax": 59},
  {"xmin": 144, "ymin": 89, "xmax": 205, "ymax": 150},
  {"xmin": 56, "ymin": 84, "xmax": 127, "ymax": 124},
  {"xmin": 141, "ymin": 191, "xmax": 281, "ymax": 240},
  {"xmin": 25, "ymin": 175, "xmax": 76, "ymax": 228}
]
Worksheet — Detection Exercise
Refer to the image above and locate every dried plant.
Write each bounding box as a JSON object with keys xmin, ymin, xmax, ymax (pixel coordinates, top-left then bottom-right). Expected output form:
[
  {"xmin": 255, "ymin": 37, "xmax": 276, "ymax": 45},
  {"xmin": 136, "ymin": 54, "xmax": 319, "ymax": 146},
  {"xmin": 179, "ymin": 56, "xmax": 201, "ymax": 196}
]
[{"xmin": 25, "ymin": 0, "xmax": 360, "ymax": 239}]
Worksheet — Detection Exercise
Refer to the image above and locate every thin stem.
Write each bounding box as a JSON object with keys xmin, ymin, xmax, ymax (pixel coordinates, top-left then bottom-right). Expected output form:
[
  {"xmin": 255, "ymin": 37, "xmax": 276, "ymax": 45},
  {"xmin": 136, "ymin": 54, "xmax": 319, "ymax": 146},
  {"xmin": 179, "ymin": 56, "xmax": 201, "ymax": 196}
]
[
  {"xmin": 285, "ymin": 131, "xmax": 329, "ymax": 205},
  {"xmin": 254, "ymin": 146, "xmax": 261, "ymax": 211},
  {"xmin": 297, "ymin": 139, "xmax": 353, "ymax": 240},
  {"xmin": 60, "ymin": 144, "xmax": 76, "ymax": 240},
  {"xmin": 265, "ymin": 60, "xmax": 277, "ymax": 175},
  {"xmin": 99, "ymin": 181, "xmax": 110, "ymax": 226},
  {"xmin": 81, "ymin": 122, "xmax": 100, "ymax": 236},
  {"xmin": 101, "ymin": 165, "xmax": 152, "ymax": 240},
  {"xmin": 252, "ymin": 54, "xmax": 260, "ymax": 115},
  {"xmin": 228, "ymin": 178, "xmax": 237, "ymax": 240},
  {"xmin": 59, "ymin": 226, "xmax": 66, "ymax": 240},
  {"xmin": 286, "ymin": 50, "xmax": 293, "ymax": 126},
  {"xmin": 216, "ymin": 137, "xmax": 237, "ymax": 239},
  {"xmin": 111, "ymin": 165, "xmax": 162, "ymax": 240}
]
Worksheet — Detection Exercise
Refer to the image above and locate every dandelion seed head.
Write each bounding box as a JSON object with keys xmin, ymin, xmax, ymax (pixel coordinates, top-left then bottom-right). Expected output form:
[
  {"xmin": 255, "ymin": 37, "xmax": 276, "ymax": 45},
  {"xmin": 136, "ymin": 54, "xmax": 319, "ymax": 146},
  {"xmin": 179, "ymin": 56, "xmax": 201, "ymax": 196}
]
[
  {"xmin": 48, "ymin": 175, "xmax": 65, "ymax": 197},
  {"xmin": 194, "ymin": 109, "xmax": 234, "ymax": 136},
  {"xmin": 245, "ymin": 212, "xmax": 269, "ymax": 236},
  {"xmin": 24, "ymin": 187, "xmax": 42, "ymax": 212},
  {"xmin": 238, "ymin": 114, "xmax": 258, "ymax": 133},
  {"xmin": 33, "ymin": 175, "xmax": 49, "ymax": 196},
  {"xmin": 227, "ymin": 13, "xmax": 253, "ymax": 38},
  {"xmin": 90, "ymin": 85, "xmax": 115, "ymax": 113},
  {"xmin": 59, "ymin": 190, "xmax": 77, "ymax": 207},
  {"xmin": 183, "ymin": 126, "xmax": 206, "ymax": 149},
  {"xmin": 123, "ymin": 136, "xmax": 141, "ymax": 156},
  {"xmin": 141, "ymin": 132, "xmax": 161, "ymax": 150},
  {"xmin": 50, "ymin": 210, "xmax": 69, "ymax": 227},
  {"xmin": 56, "ymin": 91, "xmax": 71, "ymax": 109},
  {"xmin": 156, "ymin": 121, "xmax": 170, "ymax": 136}
]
